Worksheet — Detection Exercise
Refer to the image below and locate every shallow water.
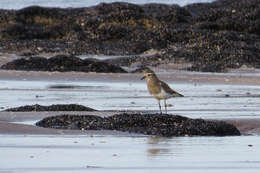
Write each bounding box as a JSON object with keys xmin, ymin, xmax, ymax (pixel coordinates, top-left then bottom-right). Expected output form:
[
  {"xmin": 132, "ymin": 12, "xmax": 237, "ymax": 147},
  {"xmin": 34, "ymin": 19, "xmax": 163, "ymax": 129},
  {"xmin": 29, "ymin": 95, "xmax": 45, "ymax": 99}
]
[
  {"xmin": 0, "ymin": 0, "xmax": 216, "ymax": 9},
  {"xmin": 0, "ymin": 135, "xmax": 260, "ymax": 173},
  {"xmin": 0, "ymin": 79, "xmax": 260, "ymax": 119}
]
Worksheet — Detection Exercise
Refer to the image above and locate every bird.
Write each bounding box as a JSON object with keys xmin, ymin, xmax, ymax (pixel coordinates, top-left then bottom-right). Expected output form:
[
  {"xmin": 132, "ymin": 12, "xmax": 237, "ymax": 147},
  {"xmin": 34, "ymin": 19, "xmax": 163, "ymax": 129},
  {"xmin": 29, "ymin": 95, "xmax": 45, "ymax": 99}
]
[{"xmin": 141, "ymin": 69, "xmax": 183, "ymax": 114}]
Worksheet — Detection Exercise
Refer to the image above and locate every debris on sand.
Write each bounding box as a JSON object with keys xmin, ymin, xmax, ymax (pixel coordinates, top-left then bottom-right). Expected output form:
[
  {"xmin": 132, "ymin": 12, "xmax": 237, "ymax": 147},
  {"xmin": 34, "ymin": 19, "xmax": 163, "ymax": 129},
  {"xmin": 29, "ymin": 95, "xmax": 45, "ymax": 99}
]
[
  {"xmin": 4, "ymin": 104, "xmax": 96, "ymax": 112},
  {"xmin": 36, "ymin": 113, "xmax": 241, "ymax": 137}
]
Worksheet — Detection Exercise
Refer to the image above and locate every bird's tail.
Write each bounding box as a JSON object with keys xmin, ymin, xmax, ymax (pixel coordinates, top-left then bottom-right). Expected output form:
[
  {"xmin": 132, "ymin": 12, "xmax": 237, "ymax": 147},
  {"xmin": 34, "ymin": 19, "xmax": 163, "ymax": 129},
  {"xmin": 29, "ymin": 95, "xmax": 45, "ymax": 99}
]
[{"xmin": 174, "ymin": 91, "xmax": 184, "ymax": 97}]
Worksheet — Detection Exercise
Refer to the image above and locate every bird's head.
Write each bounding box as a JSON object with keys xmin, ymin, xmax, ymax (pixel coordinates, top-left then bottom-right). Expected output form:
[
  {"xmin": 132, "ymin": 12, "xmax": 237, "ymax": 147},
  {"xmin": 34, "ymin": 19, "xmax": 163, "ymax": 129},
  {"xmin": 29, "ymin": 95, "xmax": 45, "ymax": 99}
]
[{"xmin": 141, "ymin": 69, "xmax": 156, "ymax": 80}]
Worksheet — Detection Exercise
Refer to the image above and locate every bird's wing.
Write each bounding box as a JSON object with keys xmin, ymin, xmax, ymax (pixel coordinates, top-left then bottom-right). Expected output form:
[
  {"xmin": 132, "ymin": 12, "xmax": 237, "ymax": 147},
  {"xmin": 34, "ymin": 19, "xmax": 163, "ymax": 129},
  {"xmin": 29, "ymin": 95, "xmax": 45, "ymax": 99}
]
[{"xmin": 159, "ymin": 80, "xmax": 184, "ymax": 97}]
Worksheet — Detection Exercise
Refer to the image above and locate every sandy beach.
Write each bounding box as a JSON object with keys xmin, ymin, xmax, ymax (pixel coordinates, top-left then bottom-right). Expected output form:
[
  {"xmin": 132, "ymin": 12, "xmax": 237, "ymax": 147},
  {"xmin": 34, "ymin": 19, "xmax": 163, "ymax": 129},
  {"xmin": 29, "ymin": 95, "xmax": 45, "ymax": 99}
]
[{"xmin": 1, "ymin": 68, "xmax": 260, "ymax": 173}]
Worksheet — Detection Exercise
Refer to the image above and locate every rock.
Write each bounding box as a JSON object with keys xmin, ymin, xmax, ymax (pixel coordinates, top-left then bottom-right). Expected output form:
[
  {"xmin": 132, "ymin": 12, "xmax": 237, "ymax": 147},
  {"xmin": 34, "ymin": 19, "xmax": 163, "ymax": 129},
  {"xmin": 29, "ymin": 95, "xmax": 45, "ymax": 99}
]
[
  {"xmin": 36, "ymin": 113, "xmax": 241, "ymax": 137},
  {"xmin": 3, "ymin": 104, "xmax": 96, "ymax": 112},
  {"xmin": 37, "ymin": 114, "xmax": 106, "ymax": 130},
  {"xmin": 186, "ymin": 0, "xmax": 260, "ymax": 35},
  {"xmin": 0, "ymin": 3, "xmax": 190, "ymax": 54},
  {"xmin": 140, "ymin": 30, "xmax": 260, "ymax": 72},
  {"xmin": 0, "ymin": 0, "xmax": 259, "ymax": 72},
  {"xmin": 1, "ymin": 56, "xmax": 49, "ymax": 71},
  {"xmin": 0, "ymin": 55, "xmax": 127, "ymax": 73}
]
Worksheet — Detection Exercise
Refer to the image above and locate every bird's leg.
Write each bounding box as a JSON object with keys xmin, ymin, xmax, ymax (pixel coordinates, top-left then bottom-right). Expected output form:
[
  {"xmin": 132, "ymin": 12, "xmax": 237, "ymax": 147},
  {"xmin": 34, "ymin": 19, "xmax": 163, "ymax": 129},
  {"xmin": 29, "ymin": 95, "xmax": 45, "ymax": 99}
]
[
  {"xmin": 164, "ymin": 99, "xmax": 167, "ymax": 114},
  {"xmin": 158, "ymin": 100, "xmax": 162, "ymax": 114}
]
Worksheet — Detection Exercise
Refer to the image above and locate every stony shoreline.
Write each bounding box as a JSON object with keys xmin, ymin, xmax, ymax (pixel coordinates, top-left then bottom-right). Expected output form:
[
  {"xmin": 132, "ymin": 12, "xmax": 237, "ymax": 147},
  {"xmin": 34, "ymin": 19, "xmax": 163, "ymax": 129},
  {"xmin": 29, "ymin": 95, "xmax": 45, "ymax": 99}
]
[{"xmin": 0, "ymin": 0, "xmax": 259, "ymax": 72}]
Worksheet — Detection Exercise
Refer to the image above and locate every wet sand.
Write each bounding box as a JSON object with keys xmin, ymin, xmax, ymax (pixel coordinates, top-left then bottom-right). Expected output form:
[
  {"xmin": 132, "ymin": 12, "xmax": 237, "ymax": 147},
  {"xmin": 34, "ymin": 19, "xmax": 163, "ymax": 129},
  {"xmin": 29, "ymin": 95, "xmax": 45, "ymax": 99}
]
[
  {"xmin": 1, "ymin": 69, "xmax": 260, "ymax": 85},
  {"xmin": 0, "ymin": 121, "xmax": 136, "ymax": 136},
  {"xmin": 1, "ymin": 132, "xmax": 260, "ymax": 173},
  {"xmin": 224, "ymin": 119, "xmax": 260, "ymax": 136}
]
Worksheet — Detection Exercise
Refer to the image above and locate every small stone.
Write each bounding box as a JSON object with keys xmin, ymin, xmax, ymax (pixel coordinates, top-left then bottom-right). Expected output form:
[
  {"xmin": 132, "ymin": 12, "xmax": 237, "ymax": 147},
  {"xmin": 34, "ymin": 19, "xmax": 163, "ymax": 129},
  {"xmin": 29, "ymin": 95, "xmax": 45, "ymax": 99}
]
[
  {"xmin": 37, "ymin": 47, "xmax": 43, "ymax": 51},
  {"xmin": 225, "ymin": 79, "xmax": 230, "ymax": 82}
]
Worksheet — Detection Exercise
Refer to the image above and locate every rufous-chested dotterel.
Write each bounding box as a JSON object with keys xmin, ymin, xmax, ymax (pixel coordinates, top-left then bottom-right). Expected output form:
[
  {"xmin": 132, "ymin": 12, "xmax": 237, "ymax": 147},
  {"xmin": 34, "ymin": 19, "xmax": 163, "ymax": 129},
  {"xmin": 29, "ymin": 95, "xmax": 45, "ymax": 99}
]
[{"xmin": 141, "ymin": 69, "xmax": 183, "ymax": 114}]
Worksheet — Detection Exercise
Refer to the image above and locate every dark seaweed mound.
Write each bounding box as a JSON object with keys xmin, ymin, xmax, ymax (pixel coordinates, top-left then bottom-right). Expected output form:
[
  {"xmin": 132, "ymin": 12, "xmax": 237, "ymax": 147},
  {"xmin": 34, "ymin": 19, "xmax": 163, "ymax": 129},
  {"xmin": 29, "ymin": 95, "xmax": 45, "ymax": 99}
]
[
  {"xmin": 0, "ymin": 55, "xmax": 127, "ymax": 73},
  {"xmin": 36, "ymin": 113, "xmax": 241, "ymax": 136},
  {"xmin": 0, "ymin": 0, "xmax": 259, "ymax": 72},
  {"xmin": 4, "ymin": 104, "xmax": 96, "ymax": 112}
]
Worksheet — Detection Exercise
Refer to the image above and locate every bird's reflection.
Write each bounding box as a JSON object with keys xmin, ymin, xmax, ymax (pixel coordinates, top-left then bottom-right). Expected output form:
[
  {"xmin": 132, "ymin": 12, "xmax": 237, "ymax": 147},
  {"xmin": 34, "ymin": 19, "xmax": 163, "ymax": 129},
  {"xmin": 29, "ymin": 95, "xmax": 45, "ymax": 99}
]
[
  {"xmin": 147, "ymin": 148, "xmax": 170, "ymax": 156},
  {"xmin": 146, "ymin": 136, "xmax": 172, "ymax": 157}
]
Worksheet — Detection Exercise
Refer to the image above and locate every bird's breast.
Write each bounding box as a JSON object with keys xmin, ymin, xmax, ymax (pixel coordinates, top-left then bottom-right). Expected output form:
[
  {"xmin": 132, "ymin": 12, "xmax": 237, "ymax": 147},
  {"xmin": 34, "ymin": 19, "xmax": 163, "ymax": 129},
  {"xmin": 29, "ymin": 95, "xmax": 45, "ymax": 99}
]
[
  {"xmin": 152, "ymin": 88, "xmax": 172, "ymax": 100},
  {"xmin": 147, "ymin": 82, "xmax": 171, "ymax": 100}
]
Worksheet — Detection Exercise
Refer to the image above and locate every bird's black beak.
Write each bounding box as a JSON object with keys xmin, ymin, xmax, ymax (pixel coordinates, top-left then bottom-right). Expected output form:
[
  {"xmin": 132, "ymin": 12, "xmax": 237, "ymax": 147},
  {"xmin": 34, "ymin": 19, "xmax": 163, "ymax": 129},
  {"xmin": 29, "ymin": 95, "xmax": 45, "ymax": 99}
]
[{"xmin": 141, "ymin": 76, "xmax": 146, "ymax": 80}]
